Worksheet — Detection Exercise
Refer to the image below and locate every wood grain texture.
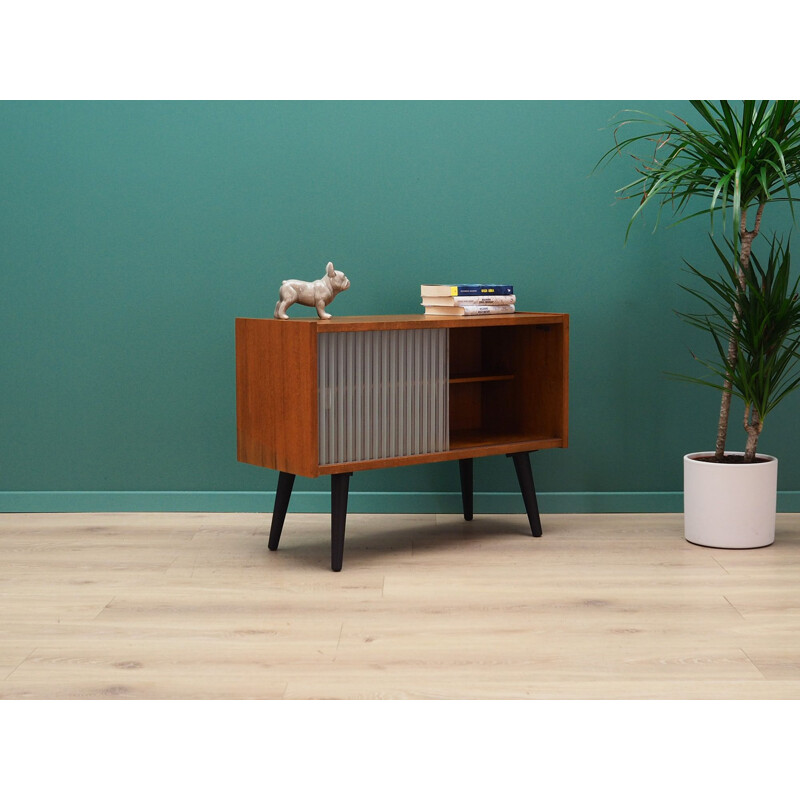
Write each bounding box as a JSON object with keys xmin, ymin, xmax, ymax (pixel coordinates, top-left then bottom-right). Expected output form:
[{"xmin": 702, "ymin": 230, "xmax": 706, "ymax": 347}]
[
  {"xmin": 3, "ymin": 511, "xmax": 800, "ymax": 699},
  {"xmin": 236, "ymin": 318, "xmax": 319, "ymax": 477},
  {"xmin": 258, "ymin": 312, "xmax": 569, "ymax": 332}
]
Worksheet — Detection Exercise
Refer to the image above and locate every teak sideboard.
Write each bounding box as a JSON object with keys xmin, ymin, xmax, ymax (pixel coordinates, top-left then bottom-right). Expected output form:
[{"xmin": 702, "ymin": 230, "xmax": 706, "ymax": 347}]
[{"xmin": 235, "ymin": 312, "xmax": 569, "ymax": 570}]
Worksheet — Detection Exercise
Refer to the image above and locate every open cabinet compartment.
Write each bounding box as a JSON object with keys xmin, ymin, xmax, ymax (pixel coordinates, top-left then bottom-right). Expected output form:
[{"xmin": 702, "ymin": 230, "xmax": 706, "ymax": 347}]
[{"xmin": 448, "ymin": 323, "xmax": 567, "ymax": 451}]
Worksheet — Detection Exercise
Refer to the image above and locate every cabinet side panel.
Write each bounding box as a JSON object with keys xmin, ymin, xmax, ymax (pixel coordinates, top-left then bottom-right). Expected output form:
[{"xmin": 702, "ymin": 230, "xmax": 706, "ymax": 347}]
[
  {"xmin": 515, "ymin": 321, "xmax": 567, "ymax": 442},
  {"xmin": 235, "ymin": 319, "xmax": 318, "ymax": 477}
]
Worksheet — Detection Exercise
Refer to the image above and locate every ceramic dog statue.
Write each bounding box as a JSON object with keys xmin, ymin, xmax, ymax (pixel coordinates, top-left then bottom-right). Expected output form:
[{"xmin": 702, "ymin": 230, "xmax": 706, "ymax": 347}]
[{"xmin": 274, "ymin": 261, "xmax": 351, "ymax": 320}]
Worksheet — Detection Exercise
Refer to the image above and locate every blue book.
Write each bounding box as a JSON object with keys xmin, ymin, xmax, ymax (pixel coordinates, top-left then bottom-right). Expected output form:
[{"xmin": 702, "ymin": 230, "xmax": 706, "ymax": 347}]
[{"xmin": 421, "ymin": 283, "xmax": 514, "ymax": 297}]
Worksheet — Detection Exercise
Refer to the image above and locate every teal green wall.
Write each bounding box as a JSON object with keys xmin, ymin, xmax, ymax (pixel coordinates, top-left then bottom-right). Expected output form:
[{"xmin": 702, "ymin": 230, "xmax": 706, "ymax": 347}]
[{"xmin": 2, "ymin": 101, "xmax": 800, "ymax": 512}]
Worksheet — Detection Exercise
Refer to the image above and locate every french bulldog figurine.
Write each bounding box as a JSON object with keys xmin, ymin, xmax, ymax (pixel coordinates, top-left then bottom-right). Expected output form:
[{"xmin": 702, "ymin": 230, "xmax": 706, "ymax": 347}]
[{"xmin": 274, "ymin": 261, "xmax": 351, "ymax": 320}]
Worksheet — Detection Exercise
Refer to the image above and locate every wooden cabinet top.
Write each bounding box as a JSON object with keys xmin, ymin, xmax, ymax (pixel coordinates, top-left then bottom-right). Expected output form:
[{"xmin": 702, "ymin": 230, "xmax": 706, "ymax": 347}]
[{"xmin": 236, "ymin": 312, "xmax": 568, "ymax": 333}]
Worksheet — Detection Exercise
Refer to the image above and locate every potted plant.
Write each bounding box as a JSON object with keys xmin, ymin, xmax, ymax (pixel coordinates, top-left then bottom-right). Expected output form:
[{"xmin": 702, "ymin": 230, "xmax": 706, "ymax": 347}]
[
  {"xmin": 597, "ymin": 100, "xmax": 800, "ymax": 547},
  {"xmin": 678, "ymin": 235, "xmax": 800, "ymax": 546}
]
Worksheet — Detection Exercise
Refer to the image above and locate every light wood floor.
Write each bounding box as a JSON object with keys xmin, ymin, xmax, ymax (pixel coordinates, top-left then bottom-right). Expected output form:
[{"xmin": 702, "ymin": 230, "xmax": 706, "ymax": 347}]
[{"xmin": 2, "ymin": 511, "xmax": 800, "ymax": 699}]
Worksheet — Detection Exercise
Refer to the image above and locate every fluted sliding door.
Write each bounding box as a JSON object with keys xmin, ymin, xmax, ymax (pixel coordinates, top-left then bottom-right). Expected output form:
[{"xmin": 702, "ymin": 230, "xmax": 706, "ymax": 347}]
[{"xmin": 318, "ymin": 329, "xmax": 449, "ymax": 465}]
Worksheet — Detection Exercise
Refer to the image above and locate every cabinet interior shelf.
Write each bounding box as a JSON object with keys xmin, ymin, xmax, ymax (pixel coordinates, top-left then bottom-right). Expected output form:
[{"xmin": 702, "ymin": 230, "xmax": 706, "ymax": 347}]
[
  {"xmin": 448, "ymin": 430, "xmax": 562, "ymax": 451},
  {"xmin": 449, "ymin": 373, "xmax": 515, "ymax": 385}
]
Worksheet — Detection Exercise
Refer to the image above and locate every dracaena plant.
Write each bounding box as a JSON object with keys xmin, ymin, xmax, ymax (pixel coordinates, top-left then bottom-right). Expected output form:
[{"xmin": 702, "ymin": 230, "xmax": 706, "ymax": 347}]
[
  {"xmin": 676, "ymin": 236, "xmax": 800, "ymax": 462},
  {"xmin": 597, "ymin": 100, "xmax": 800, "ymax": 460}
]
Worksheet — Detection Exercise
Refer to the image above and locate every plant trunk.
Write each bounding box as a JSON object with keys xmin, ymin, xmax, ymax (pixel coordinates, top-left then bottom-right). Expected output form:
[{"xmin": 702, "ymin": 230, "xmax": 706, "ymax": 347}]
[
  {"xmin": 744, "ymin": 405, "xmax": 763, "ymax": 462},
  {"xmin": 714, "ymin": 203, "xmax": 765, "ymax": 460}
]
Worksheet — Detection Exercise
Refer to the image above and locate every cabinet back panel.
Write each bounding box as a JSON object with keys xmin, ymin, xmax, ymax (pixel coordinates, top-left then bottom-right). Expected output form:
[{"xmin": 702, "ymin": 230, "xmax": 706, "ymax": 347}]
[{"xmin": 449, "ymin": 327, "xmax": 483, "ymax": 378}]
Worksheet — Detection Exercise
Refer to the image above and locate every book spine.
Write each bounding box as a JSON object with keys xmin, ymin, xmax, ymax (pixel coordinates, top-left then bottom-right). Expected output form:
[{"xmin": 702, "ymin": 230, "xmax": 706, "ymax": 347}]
[
  {"xmin": 453, "ymin": 294, "xmax": 516, "ymax": 306},
  {"xmin": 451, "ymin": 284, "xmax": 514, "ymax": 296},
  {"xmin": 459, "ymin": 305, "xmax": 516, "ymax": 315}
]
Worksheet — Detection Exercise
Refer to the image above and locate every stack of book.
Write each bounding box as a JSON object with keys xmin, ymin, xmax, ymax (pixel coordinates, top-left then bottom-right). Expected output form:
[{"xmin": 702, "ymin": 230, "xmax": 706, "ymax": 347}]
[{"xmin": 420, "ymin": 284, "xmax": 516, "ymax": 316}]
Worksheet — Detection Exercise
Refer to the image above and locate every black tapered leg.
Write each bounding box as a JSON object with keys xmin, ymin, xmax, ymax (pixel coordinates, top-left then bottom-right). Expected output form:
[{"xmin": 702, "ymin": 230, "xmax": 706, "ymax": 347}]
[
  {"xmin": 458, "ymin": 458, "xmax": 474, "ymax": 521},
  {"xmin": 331, "ymin": 472, "xmax": 352, "ymax": 572},
  {"xmin": 509, "ymin": 452, "xmax": 543, "ymax": 537},
  {"xmin": 268, "ymin": 471, "xmax": 295, "ymax": 551}
]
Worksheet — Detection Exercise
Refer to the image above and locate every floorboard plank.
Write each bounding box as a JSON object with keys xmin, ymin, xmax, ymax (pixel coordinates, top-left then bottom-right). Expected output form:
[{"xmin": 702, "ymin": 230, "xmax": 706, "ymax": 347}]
[{"xmin": 2, "ymin": 511, "xmax": 800, "ymax": 699}]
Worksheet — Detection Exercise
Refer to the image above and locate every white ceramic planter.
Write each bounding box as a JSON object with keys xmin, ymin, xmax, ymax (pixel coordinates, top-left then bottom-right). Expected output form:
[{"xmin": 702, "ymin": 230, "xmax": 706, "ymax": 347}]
[{"xmin": 683, "ymin": 451, "xmax": 777, "ymax": 548}]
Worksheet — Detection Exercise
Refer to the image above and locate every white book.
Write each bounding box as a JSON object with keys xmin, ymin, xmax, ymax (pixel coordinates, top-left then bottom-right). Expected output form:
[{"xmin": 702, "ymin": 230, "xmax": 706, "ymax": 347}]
[
  {"xmin": 421, "ymin": 294, "xmax": 516, "ymax": 306},
  {"xmin": 423, "ymin": 304, "xmax": 516, "ymax": 316}
]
